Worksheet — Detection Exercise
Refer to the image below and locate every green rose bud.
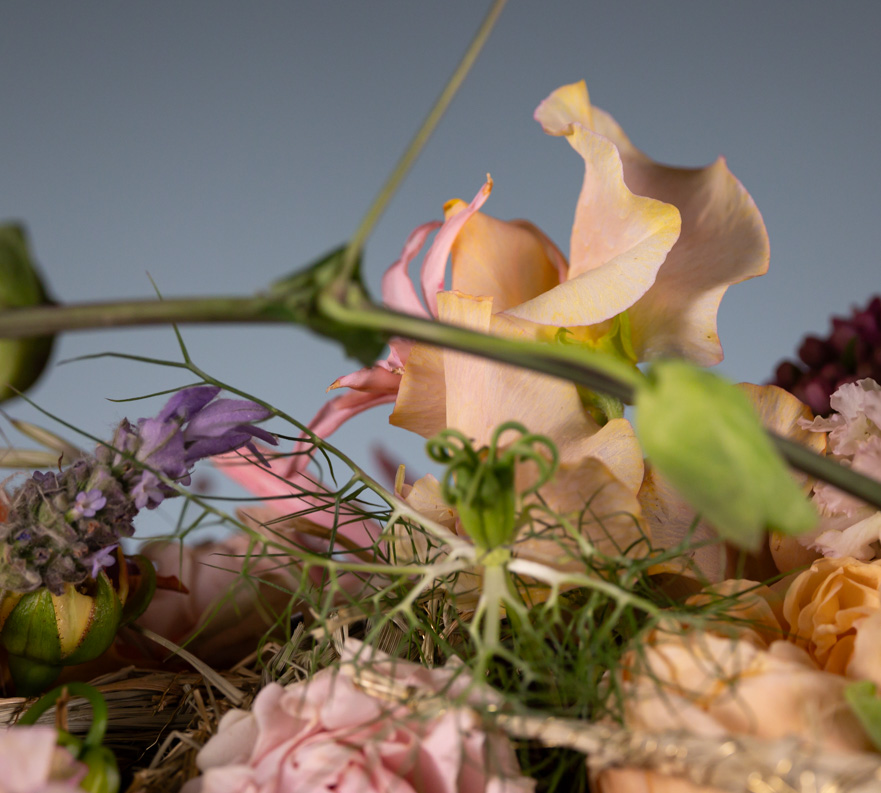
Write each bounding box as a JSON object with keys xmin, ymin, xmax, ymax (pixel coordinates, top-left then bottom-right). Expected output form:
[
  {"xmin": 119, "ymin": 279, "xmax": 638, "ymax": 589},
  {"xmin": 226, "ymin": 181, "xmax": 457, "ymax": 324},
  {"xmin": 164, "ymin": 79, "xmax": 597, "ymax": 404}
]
[
  {"xmin": 0, "ymin": 224, "xmax": 54, "ymax": 401},
  {"xmin": 634, "ymin": 359, "xmax": 817, "ymax": 551}
]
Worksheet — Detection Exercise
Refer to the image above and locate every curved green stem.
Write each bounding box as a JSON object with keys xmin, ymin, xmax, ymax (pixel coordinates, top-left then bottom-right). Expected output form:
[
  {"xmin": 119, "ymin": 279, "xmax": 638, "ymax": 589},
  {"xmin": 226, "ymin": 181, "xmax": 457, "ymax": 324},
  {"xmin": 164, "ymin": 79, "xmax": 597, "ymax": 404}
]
[
  {"xmin": 338, "ymin": 0, "xmax": 509, "ymax": 285},
  {"xmin": 18, "ymin": 682, "xmax": 109, "ymax": 749},
  {"xmin": 0, "ymin": 295, "xmax": 280, "ymax": 337},
  {"xmin": 319, "ymin": 297, "xmax": 644, "ymax": 402}
]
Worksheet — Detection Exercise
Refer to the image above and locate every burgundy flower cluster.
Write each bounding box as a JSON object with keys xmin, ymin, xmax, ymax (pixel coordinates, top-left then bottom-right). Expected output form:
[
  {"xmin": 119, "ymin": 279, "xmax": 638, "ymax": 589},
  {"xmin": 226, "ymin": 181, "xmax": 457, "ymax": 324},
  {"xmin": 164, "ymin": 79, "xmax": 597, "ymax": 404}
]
[{"xmin": 772, "ymin": 296, "xmax": 881, "ymax": 415}]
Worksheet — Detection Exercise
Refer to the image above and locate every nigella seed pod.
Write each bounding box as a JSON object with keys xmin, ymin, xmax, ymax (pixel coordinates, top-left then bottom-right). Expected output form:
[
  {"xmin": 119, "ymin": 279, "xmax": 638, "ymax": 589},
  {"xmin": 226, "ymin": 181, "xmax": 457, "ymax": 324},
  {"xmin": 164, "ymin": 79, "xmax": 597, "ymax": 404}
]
[{"xmin": 0, "ymin": 549, "xmax": 155, "ymax": 695}]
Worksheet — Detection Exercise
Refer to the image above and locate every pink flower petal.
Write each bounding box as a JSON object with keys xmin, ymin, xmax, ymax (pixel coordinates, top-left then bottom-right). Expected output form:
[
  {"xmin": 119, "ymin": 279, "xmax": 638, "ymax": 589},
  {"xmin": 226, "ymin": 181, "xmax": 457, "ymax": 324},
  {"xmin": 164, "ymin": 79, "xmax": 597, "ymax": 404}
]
[
  {"xmin": 420, "ymin": 178, "xmax": 493, "ymax": 317},
  {"xmin": 381, "ymin": 220, "xmax": 442, "ymax": 317}
]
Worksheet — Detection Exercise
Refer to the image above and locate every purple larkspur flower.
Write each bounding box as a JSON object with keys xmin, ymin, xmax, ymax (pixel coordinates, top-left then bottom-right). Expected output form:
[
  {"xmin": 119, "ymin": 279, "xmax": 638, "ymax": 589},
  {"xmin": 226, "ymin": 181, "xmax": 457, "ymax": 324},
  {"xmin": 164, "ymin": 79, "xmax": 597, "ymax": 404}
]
[{"xmin": 125, "ymin": 386, "xmax": 276, "ymax": 509}]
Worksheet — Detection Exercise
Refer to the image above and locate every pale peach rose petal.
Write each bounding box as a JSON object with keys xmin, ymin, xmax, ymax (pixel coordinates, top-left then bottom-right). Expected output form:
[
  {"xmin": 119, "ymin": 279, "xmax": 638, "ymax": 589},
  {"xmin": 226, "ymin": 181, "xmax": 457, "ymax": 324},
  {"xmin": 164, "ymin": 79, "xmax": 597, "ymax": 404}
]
[
  {"xmin": 437, "ymin": 292, "xmax": 638, "ymax": 478},
  {"xmin": 514, "ymin": 83, "xmax": 681, "ymax": 327},
  {"xmin": 589, "ymin": 106, "xmax": 769, "ymax": 365},
  {"xmin": 782, "ymin": 556, "xmax": 881, "ymax": 673},
  {"xmin": 620, "ymin": 628, "xmax": 872, "ymax": 754},
  {"xmin": 389, "ymin": 342, "xmax": 448, "ymax": 438},
  {"xmin": 596, "ymin": 768, "xmax": 726, "ymax": 793},
  {"xmin": 518, "ymin": 455, "xmax": 649, "ymax": 564},
  {"xmin": 446, "ymin": 207, "xmax": 561, "ymax": 314}
]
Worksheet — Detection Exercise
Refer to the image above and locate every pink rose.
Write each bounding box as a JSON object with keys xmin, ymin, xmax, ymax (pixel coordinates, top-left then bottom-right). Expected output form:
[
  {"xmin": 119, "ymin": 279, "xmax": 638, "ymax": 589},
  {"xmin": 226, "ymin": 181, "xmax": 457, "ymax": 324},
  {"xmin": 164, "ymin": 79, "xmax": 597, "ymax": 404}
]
[
  {"xmin": 183, "ymin": 660, "xmax": 533, "ymax": 793},
  {"xmin": 0, "ymin": 726, "xmax": 86, "ymax": 793}
]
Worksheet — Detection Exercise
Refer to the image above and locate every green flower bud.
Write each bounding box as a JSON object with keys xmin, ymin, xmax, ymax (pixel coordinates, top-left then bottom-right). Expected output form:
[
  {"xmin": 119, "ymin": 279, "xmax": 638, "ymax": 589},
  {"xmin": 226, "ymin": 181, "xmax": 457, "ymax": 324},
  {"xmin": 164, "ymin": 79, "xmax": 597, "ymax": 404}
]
[
  {"xmin": 635, "ymin": 359, "xmax": 817, "ymax": 551},
  {"xmin": 0, "ymin": 224, "xmax": 54, "ymax": 402},
  {"xmin": 427, "ymin": 423, "xmax": 557, "ymax": 554},
  {"xmin": 0, "ymin": 552, "xmax": 155, "ymax": 694}
]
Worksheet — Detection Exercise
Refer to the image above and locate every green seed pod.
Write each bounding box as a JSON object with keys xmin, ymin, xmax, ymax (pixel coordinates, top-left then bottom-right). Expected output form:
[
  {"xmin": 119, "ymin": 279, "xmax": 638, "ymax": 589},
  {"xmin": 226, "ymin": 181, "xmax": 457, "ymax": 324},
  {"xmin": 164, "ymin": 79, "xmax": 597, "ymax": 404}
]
[
  {"xmin": 0, "ymin": 224, "xmax": 54, "ymax": 402},
  {"xmin": 635, "ymin": 359, "xmax": 817, "ymax": 551},
  {"xmin": 0, "ymin": 551, "xmax": 155, "ymax": 694}
]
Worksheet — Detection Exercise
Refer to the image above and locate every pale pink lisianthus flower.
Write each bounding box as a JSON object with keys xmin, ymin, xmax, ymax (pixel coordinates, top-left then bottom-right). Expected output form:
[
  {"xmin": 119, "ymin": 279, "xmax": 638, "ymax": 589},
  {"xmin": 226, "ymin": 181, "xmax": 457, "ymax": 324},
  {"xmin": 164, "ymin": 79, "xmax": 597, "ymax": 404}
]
[
  {"xmin": 182, "ymin": 654, "xmax": 534, "ymax": 793},
  {"xmin": 0, "ymin": 726, "xmax": 86, "ymax": 793}
]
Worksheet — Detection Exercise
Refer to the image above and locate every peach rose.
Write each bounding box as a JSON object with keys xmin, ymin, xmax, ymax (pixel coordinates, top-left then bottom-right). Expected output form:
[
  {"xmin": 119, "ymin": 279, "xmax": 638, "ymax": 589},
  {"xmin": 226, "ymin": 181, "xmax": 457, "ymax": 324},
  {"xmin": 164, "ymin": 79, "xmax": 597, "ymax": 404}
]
[
  {"xmin": 617, "ymin": 626, "xmax": 871, "ymax": 753},
  {"xmin": 182, "ymin": 660, "xmax": 533, "ymax": 793},
  {"xmin": 782, "ymin": 556, "xmax": 881, "ymax": 675},
  {"xmin": 596, "ymin": 769, "xmax": 724, "ymax": 793}
]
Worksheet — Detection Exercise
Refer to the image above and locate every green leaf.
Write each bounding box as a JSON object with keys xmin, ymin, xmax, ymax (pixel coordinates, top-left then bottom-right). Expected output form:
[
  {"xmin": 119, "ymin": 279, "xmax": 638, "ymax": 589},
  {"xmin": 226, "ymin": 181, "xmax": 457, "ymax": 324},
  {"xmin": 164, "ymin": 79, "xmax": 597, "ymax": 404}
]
[
  {"xmin": 634, "ymin": 359, "xmax": 817, "ymax": 551},
  {"xmin": 270, "ymin": 245, "xmax": 386, "ymax": 366},
  {"xmin": 0, "ymin": 224, "xmax": 55, "ymax": 401},
  {"xmin": 845, "ymin": 680, "xmax": 881, "ymax": 751}
]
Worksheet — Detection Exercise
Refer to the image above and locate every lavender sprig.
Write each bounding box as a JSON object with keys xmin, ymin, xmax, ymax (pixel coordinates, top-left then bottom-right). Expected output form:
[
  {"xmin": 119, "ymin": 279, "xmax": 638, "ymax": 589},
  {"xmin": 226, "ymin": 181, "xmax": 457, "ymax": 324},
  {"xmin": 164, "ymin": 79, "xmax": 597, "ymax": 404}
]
[{"xmin": 0, "ymin": 385, "xmax": 276, "ymax": 595}]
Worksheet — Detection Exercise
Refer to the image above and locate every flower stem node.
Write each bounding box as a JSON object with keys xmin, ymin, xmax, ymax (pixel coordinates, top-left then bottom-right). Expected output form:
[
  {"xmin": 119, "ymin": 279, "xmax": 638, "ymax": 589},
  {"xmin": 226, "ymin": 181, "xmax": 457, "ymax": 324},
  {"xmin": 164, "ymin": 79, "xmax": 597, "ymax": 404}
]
[{"xmin": 426, "ymin": 421, "xmax": 558, "ymax": 552}]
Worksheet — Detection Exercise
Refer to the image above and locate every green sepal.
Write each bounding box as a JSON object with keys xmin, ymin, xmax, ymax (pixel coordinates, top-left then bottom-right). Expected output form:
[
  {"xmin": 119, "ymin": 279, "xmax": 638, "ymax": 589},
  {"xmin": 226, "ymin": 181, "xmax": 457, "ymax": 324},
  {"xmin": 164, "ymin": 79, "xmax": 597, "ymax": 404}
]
[
  {"xmin": 0, "ymin": 224, "xmax": 55, "ymax": 401},
  {"xmin": 62, "ymin": 573, "xmax": 122, "ymax": 666},
  {"xmin": 269, "ymin": 245, "xmax": 386, "ymax": 366},
  {"xmin": 1, "ymin": 586, "xmax": 61, "ymax": 661},
  {"xmin": 845, "ymin": 680, "xmax": 881, "ymax": 751},
  {"xmin": 119, "ymin": 554, "xmax": 156, "ymax": 626},
  {"xmin": 5, "ymin": 654, "xmax": 62, "ymax": 696},
  {"xmin": 634, "ymin": 359, "xmax": 817, "ymax": 551}
]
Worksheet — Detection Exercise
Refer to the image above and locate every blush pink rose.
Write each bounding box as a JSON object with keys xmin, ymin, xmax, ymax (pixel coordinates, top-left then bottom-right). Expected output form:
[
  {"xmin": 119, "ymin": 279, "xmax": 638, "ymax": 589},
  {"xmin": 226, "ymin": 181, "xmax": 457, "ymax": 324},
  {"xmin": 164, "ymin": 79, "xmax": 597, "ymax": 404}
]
[
  {"xmin": 183, "ymin": 664, "xmax": 533, "ymax": 793},
  {"xmin": 0, "ymin": 726, "xmax": 86, "ymax": 793}
]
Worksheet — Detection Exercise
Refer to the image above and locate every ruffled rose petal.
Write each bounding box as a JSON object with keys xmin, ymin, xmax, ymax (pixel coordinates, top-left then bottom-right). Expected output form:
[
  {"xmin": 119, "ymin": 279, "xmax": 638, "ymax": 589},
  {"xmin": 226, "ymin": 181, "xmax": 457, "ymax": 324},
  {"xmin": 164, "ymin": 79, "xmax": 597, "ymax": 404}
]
[
  {"xmin": 446, "ymin": 206, "xmax": 561, "ymax": 314},
  {"xmin": 437, "ymin": 291, "xmax": 605, "ymax": 461},
  {"xmin": 588, "ymin": 102, "xmax": 769, "ymax": 365},
  {"xmin": 389, "ymin": 342, "xmax": 447, "ymax": 438},
  {"xmin": 522, "ymin": 82, "xmax": 681, "ymax": 327},
  {"xmin": 518, "ymin": 455, "xmax": 649, "ymax": 564}
]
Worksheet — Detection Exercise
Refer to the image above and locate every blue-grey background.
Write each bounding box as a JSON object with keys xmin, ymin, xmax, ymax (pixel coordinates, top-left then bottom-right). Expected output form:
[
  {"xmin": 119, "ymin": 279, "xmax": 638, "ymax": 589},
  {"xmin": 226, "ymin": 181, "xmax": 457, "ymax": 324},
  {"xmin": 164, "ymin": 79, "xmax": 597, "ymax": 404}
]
[{"xmin": 1, "ymin": 1, "xmax": 879, "ymax": 536}]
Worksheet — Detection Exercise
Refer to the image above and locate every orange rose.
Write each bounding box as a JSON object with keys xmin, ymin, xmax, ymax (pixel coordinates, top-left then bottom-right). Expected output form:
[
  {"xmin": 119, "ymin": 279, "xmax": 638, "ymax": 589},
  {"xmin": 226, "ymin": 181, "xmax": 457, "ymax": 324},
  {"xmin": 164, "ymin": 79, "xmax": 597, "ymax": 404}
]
[{"xmin": 782, "ymin": 556, "xmax": 881, "ymax": 675}]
